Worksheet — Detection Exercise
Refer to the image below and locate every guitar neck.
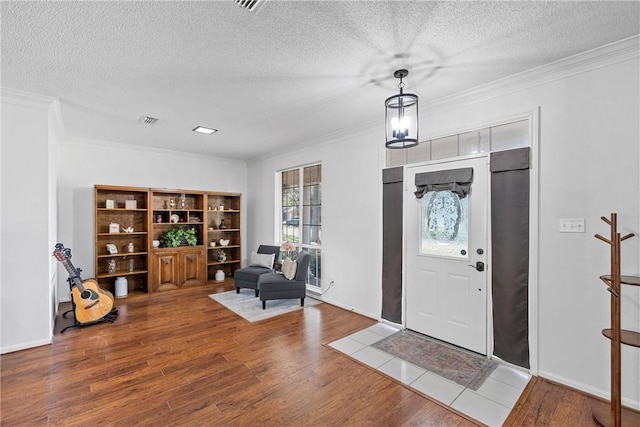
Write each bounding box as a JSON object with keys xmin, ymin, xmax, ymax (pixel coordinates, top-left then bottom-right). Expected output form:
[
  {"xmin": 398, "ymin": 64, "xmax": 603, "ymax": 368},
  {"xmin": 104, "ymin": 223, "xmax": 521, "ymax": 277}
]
[{"xmin": 61, "ymin": 258, "xmax": 84, "ymax": 289}]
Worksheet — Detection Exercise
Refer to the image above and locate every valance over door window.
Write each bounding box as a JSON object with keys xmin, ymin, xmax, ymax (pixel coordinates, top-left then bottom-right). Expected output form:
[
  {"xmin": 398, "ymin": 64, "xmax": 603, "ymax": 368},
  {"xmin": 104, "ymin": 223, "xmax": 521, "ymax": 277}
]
[{"xmin": 414, "ymin": 167, "xmax": 473, "ymax": 199}]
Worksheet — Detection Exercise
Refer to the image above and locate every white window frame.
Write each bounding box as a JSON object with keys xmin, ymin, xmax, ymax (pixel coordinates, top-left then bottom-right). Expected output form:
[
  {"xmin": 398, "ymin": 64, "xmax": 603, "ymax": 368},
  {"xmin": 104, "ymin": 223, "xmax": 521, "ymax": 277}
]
[{"xmin": 275, "ymin": 162, "xmax": 322, "ymax": 289}]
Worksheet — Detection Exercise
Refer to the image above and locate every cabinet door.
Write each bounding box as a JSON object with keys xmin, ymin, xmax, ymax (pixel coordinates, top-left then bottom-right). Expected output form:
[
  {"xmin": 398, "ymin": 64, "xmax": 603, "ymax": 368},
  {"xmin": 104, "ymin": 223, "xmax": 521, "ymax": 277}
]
[
  {"xmin": 181, "ymin": 249, "xmax": 206, "ymax": 287},
  {"xmin": 153, "ymin": 252, "xmax": 180, "ymax": 291}
]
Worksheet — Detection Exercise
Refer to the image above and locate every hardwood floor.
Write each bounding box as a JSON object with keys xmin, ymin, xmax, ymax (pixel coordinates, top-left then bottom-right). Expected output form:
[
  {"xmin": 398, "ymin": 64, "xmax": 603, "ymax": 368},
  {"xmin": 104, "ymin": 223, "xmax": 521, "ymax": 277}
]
[{"xmin": 2, "ymin": 282, "xmax": 600, "ymax": 426}]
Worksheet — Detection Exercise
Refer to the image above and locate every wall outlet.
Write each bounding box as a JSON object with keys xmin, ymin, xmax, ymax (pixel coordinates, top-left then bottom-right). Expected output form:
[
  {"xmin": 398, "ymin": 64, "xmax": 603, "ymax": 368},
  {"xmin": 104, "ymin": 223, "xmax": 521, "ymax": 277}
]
[{"xmin": 559, "ymin": 218, "xmax": 585, "ymax": 233}]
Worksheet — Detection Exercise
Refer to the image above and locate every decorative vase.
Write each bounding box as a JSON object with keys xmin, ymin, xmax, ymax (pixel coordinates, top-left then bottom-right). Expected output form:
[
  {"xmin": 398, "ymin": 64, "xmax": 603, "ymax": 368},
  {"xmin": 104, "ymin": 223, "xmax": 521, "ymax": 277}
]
[
  {"xmin": 219, "ymin": 219, "xmax": 227, "ymax": 229},
  {"xmin": 115, "ymin": 276, "xmax": 128, "ymax": 298},
  {"xmin": 215, "ymin": 269, "xmax": 225, "ymax": 282}
]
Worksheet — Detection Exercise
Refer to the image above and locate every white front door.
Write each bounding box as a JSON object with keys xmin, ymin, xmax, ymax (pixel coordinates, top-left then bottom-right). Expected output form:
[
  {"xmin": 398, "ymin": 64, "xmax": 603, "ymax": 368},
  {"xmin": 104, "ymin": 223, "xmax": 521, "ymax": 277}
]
[{"xmin": 405, "ymin": 157, "xmax": 489, "ymax": 355}]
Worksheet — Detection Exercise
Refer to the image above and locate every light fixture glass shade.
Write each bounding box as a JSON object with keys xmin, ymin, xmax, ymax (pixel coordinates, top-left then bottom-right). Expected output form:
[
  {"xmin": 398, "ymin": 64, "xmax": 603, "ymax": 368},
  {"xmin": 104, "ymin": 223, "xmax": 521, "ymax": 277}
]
[{"xmin": 385, "ymin": 91, "xmax": 419, "ymax": 149}]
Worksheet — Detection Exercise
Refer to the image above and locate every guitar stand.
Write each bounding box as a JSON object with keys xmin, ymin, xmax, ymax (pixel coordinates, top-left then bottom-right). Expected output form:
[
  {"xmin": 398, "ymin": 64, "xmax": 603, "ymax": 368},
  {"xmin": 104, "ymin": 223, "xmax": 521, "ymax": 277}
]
[{"xmin": 60, "ymin": 276, "xmax": 118, "ymax": 334}]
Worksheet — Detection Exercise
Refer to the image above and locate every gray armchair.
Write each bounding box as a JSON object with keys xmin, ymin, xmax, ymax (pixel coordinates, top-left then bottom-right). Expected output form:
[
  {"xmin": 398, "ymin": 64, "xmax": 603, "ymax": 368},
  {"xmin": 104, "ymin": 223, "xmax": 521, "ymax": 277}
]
[
  {"xmin": 259, "ymin": 251, "xmax": 311, "ymax": 309},
  {"xmin": 233, "ymin": 245, "xmax": 280, "ymax": 297}
]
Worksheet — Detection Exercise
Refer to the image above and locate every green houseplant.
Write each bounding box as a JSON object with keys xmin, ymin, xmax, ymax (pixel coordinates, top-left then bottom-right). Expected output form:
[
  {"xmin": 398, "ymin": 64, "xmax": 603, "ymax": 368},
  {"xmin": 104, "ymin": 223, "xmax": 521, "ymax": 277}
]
[{"xmin": 159, "ymin": 226, "xmax": 198, "ymax": 247}]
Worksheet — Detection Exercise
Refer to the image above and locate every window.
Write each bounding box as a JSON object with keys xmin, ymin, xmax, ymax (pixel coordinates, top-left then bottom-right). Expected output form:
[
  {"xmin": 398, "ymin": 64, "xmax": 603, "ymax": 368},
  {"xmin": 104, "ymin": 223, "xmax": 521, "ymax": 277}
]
[
  {"xmin": 278, "ymin": 164, "xmax": 322, "ymax": 288},
  {"xmin": 387, "ymin": 119, "xmax": 529, "ymax": 167},
  {"xmin": 420, "ymin": 190, "xmax": 469, "ymax": 259}
]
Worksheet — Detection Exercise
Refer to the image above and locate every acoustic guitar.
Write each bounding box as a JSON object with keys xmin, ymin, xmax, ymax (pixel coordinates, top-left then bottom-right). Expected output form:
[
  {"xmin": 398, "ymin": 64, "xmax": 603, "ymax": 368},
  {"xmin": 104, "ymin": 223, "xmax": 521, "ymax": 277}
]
[{"xmin": 53, "ymin": 243, "xmax": 115, "ymax": 324}]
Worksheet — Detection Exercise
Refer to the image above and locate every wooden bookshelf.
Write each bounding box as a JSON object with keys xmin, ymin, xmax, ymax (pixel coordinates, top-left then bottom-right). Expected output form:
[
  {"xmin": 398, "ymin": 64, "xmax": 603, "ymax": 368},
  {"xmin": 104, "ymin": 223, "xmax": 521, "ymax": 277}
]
[{"xmin": 95, "ymin": 186, "xmax": 242, "ymax": 293}]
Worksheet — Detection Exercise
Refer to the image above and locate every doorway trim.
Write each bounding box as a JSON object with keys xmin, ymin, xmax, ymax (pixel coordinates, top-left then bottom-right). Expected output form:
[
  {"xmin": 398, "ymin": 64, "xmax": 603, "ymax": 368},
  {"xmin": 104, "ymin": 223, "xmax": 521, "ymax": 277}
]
[{"xmin": 393, "ymin": 108, "xmax": 539, "ymax": 374}]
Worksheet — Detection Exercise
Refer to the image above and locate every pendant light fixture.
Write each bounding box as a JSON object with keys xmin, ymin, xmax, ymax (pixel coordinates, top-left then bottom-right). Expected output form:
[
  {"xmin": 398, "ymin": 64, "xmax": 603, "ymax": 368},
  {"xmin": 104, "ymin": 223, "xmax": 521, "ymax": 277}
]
[{"xmin": 385, "ymin": 69, "xmax": 419, "ymax": 149}]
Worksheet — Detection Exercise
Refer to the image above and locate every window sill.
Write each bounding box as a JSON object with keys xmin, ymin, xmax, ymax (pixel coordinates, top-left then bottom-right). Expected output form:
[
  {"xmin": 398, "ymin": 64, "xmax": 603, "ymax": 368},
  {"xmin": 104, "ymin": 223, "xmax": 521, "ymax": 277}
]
[{"xmin": 306, "ymin": 285, "xmax": 322, "ymax": 295}]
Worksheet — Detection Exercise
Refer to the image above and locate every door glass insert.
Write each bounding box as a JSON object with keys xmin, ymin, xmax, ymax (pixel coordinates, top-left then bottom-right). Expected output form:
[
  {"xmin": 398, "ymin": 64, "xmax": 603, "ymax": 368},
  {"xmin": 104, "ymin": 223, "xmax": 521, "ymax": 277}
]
[{"xmin": 420, "ymin": 190, "xmax": 469, "ymax": 259}]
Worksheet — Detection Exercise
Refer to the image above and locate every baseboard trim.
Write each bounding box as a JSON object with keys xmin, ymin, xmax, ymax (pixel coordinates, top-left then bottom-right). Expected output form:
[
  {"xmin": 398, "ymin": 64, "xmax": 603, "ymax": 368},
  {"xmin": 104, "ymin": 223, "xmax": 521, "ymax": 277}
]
[
  {"xmin": 314, "ymin": 295, "xmax": 378, "ymax": 321},
  {"xmin": 1, "ymin": 338, "xmax": 52, "ymax": 355},
  {"xmin": 539, "ymin": 370, "xmax": 640, "ymax": 411}
]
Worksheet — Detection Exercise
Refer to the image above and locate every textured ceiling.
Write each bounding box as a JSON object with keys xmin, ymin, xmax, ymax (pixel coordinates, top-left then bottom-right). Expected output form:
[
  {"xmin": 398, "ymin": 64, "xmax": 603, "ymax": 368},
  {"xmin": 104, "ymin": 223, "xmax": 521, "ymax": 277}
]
[{"xmin": 2, "ymin": 1, "xmax": 639, "ymax": 161}]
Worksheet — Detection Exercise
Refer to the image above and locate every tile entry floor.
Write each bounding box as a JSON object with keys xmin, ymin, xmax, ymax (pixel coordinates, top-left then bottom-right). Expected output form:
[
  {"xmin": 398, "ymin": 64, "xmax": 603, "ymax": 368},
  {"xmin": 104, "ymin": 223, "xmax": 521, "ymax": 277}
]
[{"xmin": 328, "ymin": 323, "xmax": 531, "ymax": 427}]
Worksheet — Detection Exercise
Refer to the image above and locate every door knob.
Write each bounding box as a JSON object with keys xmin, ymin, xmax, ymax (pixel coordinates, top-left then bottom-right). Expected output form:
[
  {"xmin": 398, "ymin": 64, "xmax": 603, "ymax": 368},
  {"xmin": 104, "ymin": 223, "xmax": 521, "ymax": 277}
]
[{"xmin": 468, "ymin": 261, "xmax": 485, "ymax": 272}]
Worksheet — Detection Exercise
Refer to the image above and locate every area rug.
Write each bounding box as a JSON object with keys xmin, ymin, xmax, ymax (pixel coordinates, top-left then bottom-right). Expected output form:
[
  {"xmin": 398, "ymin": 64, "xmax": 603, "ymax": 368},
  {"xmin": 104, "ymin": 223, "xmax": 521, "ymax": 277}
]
[
  {"xmin": 209, "ymin": 290, "xmax": 321, "ymax": 322},
  {"xmin": 372, "ymin": 330, "xmax": 498, "ymax": 391}
]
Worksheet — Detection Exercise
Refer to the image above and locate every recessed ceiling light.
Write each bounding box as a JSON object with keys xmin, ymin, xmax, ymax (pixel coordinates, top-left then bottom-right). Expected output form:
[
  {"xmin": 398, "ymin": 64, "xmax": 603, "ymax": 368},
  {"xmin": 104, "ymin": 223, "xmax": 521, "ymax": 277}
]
[{"xmin": 192, "ymin": 126, "xmax": 218, "ymax": 135}]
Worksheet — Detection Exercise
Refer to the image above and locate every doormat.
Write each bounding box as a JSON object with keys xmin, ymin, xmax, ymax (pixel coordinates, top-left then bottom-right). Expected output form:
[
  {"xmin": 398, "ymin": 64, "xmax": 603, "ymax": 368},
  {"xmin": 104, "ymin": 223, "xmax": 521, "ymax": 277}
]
[
  {"xmin": 372, "ymin": 330, "xmax": 498, "ymax": 391},
  {"xmin": 209, "ymin": 290, "xmax": 321, "ymax": 322}
]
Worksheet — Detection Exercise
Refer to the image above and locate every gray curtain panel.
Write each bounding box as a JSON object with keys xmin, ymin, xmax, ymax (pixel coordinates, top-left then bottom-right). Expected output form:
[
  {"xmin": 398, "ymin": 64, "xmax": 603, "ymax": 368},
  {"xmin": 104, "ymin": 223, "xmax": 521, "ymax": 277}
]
[
  {"xmin": 490, "ymin": 148, "xmax": 530, "ymax": 368},
  {"xmin": 414, "ymin": 167, "xmax": 473, "ymax": 199},
  {"xmin": 382, "ymin": 167, "xmax": 403, "ymax": 323}
]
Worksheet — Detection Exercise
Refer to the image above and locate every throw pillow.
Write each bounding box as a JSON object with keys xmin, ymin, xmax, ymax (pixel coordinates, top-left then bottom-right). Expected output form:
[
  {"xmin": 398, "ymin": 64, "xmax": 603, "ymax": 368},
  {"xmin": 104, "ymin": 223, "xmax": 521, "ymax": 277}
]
[
  {"xmin": 249, "ymin": 252, "xmax": 275, "ymax": 269},
  {"xmin": 282, "ymin": 257, "xmax": 297, "ymax": 280}
]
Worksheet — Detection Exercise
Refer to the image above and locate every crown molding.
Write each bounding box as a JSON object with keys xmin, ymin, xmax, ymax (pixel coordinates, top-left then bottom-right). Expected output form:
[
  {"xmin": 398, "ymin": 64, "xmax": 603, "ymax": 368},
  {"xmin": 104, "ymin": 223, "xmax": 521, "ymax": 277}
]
[
  {"xmin": 423, "ymin": 35, "xmax": 640, "ymax": 114},
  {"xmin": 1, "ymin": 87, "xmax": 57, "ymax": 109},
  {"xmin": 2, "ymin": 87, "xmax": 66, "ymax": 139},
  {"xmin": 251, "ymin": 117, "xmax": 380, "ymax": 163},
  {"xmin": 61, "ymin": 137, "xmax": 247, "ymax": 166}
]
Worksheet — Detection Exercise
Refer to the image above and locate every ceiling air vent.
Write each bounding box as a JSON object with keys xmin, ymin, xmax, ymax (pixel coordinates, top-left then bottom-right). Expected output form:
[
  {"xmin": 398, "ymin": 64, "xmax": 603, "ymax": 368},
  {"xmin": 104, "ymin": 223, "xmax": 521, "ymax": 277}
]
[
  {"xmin": 138, "ymin": 115, "xmax": 158, "ymax": 125},
  {"xmin": 235, "ymin": 0, "xmax": 261, "ymax": 12}
]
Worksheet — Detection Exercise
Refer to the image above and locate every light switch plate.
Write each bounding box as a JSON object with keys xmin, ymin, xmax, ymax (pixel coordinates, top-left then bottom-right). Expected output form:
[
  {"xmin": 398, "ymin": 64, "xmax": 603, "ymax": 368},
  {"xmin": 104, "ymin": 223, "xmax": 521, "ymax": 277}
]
[{"xmin": 559, "ymin": 218, "xmax": 585, "ymax": 233}]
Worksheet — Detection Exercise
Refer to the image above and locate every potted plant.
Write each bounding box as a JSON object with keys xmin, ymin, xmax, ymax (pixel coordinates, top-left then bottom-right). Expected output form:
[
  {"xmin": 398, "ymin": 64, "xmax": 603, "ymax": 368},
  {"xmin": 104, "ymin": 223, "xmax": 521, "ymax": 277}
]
[{"xmin": 159, "ymin": 226, "xmax": 198, "ymax": 247}]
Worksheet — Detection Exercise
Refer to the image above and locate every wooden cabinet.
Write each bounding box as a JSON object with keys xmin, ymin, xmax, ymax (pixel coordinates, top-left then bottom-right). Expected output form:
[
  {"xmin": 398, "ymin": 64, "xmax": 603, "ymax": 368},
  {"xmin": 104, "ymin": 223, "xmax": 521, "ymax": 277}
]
[
  {"xmin": 95, "ymin": 186, "xmax": 241, "ymax": 294},
  {"xmin": 152, "ymin": 249, "xmax": 179, "ymax": 291},
  {"xmin": 94, "ymin": 186, "xmax": 150, "ymax": 295},
  {"xmin": 148, "ymin": 189, "xmax": 242, "ymax": 290},
  {"xmin": 149, "ymin": 247, "xmax": 206, "ymax": 291},
  {"xmin": 181, "ymin": 248, "xmax": 206, "ymax": 287}
]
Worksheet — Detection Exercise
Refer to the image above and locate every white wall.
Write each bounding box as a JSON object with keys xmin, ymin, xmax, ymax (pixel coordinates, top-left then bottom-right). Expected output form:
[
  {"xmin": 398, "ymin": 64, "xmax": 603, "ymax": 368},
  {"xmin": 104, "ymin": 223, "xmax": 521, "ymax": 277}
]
[
  {"xmin": 56, "ymin": 139, "xmax": 248, "ymax": 301},
  {"xmin": 247, "ymin": 129, "xmax": 384, "ymax": 318},
  {"xmin": 247, "ymin": 38, "xmax": 640, "ymax": 407},
  {"xmin": 1, "ymin": 89, "xmax": 59, "ymax": 353}
]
